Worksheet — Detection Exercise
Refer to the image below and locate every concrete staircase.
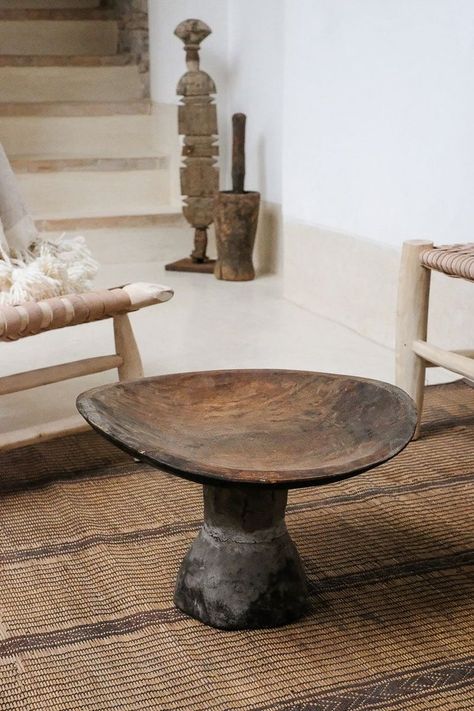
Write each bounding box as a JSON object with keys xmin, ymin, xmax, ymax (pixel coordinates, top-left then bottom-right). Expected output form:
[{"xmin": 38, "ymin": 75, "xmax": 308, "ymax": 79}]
[{"xmin": 0, "ymin": 0, "xmax": 180, "ymax": 230}]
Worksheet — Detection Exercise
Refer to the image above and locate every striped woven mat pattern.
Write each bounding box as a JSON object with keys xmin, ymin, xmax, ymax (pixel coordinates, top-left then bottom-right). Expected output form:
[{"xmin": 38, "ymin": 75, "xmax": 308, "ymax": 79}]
[{"xmin": 0, "ymin": 380, "xmax": 473, "ymax": 710}]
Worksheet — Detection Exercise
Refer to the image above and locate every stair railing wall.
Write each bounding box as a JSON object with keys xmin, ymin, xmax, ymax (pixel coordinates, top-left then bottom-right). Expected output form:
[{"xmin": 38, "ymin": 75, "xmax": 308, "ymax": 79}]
[{"xmin": 106, "ymin": 0, "xmax": 149, "ymax": 93}]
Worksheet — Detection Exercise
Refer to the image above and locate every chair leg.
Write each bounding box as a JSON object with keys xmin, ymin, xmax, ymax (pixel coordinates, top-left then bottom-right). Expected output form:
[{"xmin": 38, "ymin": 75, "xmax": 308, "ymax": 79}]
[
  {"xmin": 395, "ymin": 240, "xmax": 433, "ymax": 439},
  {"xmin": 113, "ymin": 313, "xmax": 144, "ymax": 382}
]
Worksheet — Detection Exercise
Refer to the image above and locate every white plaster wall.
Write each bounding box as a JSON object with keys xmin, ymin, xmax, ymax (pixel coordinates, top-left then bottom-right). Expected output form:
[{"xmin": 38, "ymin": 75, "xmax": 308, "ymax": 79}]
[
  {"xmin": 281, "ymin": 0, "xmax": 474, "ymax": 362},
  {"xmin": 226, "ymin": 0, "xmax": 284, "ymax": 202},
  {"xmin": 148, "ymin": 1, "xmax": 474, "ymax": 346},
  {"xmin": 282, "ymin": 0, "xmax": 474, "ymax": 247},
  {"xmin": 150, "ymin": 0, "xmax": 474, "ymax": 246},
  {"xmin": 226, "ymin": 0, "xmax": 285, "ymax": 271}
]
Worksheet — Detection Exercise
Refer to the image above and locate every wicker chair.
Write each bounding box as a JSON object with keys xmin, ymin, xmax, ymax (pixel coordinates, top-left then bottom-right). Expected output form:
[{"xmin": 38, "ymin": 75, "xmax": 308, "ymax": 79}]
[
  {"xmin": 0, "ymin": 141, "xmax": 173, "ymax": 452},
  {"xmin": 396, "ymin": 240, "xmax": 474, "ymax": 438},
  {"xmin": 0, "ymin": 282, "xmax": 173, "ymax": 451}
]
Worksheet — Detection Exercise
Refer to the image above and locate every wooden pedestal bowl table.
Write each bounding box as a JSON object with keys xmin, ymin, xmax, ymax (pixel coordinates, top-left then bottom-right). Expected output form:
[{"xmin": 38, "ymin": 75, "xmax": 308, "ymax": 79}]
[{"xmin": 77, "ymin": 369, "xmax": 416, "ymax": 630}]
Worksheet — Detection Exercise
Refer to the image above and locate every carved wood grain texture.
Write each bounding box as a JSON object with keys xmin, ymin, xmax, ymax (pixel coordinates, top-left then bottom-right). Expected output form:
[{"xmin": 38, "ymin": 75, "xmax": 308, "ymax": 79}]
[{"xmin": 174, "ymin": 19, "xmax": 219, "ymax": 262}]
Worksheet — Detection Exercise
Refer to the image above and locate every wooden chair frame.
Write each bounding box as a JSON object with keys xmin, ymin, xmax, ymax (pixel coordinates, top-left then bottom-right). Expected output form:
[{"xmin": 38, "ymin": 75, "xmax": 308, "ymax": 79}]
[
  {"xmin": 0, "ymin": 314, "xmax": 142, "ymax": 452},
  {"xmin": 0, "ymin": 283, "xmax": 172, "ymax": 452},
  {"xmin": 395, "ymin": 239, "xmax": 474, "ymax": 438}
]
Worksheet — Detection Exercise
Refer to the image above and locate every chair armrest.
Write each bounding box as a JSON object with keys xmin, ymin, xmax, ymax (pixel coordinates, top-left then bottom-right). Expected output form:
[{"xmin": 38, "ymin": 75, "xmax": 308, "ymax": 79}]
[
  {"xmin": 122, "ymin": 282, "xmax": 174, "ymax": 308},
  {"xmin": 0, "ymin": 282, "xmax": 174, "ymax": 341}
]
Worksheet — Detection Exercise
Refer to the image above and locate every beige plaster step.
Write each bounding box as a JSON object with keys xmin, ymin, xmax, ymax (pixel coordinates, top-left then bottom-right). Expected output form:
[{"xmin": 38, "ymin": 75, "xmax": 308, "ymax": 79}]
[
  {"xmin": 18, "ymin": 169, "xmax": 173, "ymax": 220},
  {"xmin": 0, "ymin": 101, "xmax": 151, "ymax": 117},
  {"xmin": 43, "ymin": 220, "xmax": 187, "ymax": 266},
  {"xmin": 0, "ymin": 0, "xmax": 99, "ymax": 7},
  {"xmin": 0, "ymin": 54, "xmax": 136, "ymax": 67},
  {"xmin": 11, "ymin": 155, "xmax": 166, "ymax": 174},
  {"xmin": 0, "ymin": 8, "xmax": 114, "ymax": 20},
  {"xmin": 0, "ymin": 19, "xmax": 117, "ymax": 56},
  {"xmin": 0, "ymin": 114, "xmax": 160, "ymax": 157},
  {"xmin": 0, "ymin": 66, "xmax": 144, "ymax": 102},
  {"xmin": 36, "ymin": 207, "xmax": 182, "ymax": 232}
]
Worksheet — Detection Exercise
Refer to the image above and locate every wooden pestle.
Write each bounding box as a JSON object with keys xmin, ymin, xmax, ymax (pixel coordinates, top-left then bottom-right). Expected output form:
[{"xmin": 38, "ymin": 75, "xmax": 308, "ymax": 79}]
[{"xmin": 232, "ymin": 113, "xmax": 246, "ymax": 193}]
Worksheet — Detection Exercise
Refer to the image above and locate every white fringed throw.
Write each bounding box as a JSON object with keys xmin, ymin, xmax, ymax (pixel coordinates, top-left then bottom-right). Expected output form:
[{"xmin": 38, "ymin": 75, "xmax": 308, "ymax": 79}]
[{"xmin": 0, "ymin": 145, "xmax": 98, "ymax": 305}]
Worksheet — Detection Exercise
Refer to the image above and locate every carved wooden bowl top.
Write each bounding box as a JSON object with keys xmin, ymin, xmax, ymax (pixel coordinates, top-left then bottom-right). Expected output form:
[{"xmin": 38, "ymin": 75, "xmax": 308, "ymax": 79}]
[{"xmin": 77, "ymin": 370, "xmax": 417, "ymax": 488}]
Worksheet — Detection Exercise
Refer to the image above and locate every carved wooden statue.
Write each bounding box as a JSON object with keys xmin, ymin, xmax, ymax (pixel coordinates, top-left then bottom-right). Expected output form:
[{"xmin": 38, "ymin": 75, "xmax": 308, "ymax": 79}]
[{"xmin": 165, "ymin": 19, "xmax": 219, "ymax": 273}]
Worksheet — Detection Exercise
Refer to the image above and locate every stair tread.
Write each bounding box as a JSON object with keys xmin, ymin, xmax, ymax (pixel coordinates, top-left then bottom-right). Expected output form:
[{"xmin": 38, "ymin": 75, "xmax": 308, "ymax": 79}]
[
  {"xmin": 35, "ymin": 209, "xmax": 183, "ymax": 231},
  {"xmin": 36, "ymin": 206, "xmax": 181, "ymax": 219},
  {"xmin": 0, "ymin": 101, "xmax": 152, "ymax": 116},
  {"xmin": 0, "ymin": 54, "xmax": 136, "ymax": 67},
  {"xmin": 0, "ymin": 65, "xmax": 144, "ymax": 102},
  {"xmin": 0, "ymin": 0, "xmax": 99, "ymax": 6},
  {"xmin": 34, "ymin": 204, "xmax": 181, "ymax": 219},
  {"xmin": 0, "ymin": 8, "xmax": 115, "ymax": 20},
  {"xmin": 11, "ymin": 155, "xmax": 167, "ymax": 172},
  {"xmin": 0, "ymin": 1, "xmax": 99, "ymax": 6}
]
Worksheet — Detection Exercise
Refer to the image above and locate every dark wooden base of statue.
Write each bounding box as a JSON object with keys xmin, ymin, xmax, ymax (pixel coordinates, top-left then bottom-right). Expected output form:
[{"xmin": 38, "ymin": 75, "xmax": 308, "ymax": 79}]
[
  {"xmin": 165, "ymin": 227, "xmax": 216, "ymax": 273},
  {"xmin": 174, "ymin": 485, "xmax": 308, "ymax": 630},
  {"xmin": 165, "ymin": 257, "xmax": 216, "ymax": 274}
]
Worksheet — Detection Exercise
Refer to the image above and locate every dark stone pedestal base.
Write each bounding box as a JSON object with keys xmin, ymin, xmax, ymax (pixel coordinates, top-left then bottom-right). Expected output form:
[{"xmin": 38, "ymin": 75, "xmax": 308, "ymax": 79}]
[{"xmin": 174, "ymin": 485, "xmax": 308, "ymax": 630}]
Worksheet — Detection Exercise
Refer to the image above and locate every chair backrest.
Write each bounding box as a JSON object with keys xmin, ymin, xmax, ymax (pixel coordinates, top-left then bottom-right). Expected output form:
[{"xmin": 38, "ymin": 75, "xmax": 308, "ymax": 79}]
[
  {"xmin": 0, "ymin": 145, "xmax": 99, "ymax": 306},
  {"xmin": 0, "ymin": 144, "xmax": 38, "ymax": 258}
]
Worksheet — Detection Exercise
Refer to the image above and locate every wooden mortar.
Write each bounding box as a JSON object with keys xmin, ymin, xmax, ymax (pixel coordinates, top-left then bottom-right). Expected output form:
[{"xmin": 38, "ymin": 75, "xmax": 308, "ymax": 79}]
[{"xmin": 214, "ymin": 114, "xmax": 261, "ymax": 281}]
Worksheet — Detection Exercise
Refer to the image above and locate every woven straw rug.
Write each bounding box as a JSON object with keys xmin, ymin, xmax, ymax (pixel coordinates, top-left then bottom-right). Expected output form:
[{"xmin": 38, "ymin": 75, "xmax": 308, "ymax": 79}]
[{"xmin": 0, "ymin": 381, "xmax": 473, "ymax": 710}]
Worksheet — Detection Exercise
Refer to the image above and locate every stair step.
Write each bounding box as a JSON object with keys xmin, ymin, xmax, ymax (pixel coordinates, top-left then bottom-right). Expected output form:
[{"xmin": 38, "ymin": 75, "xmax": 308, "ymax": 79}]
[
  {"xmin": 0, "ymin": 66, "xmax": 144, "ymax": 102},
  {"xmin": 36, "ymin": 208, "xmax": 183, "ymax": 232},
  {"xmin": 0, "ymin": 20, "xmax": 117, "ymax": 55},
  {"xmin": 0, "ymin": 113, "xmax": 164, "ymax": 157},
  {"xmin": 0, "ymin": 54, "xmax": 136, "ymax": 67},
  {"xmin": 0, "ymin": 1, "xmax": 100, "ymax": 8},
  {"xmin": 0, "ymin": 114, "xmax": 161, "ymax": 157},
  {"xmin": 44, "ymin": 221, "xmax": 187, "ymax": 267},
  {"xmin": 0, "ymin": 8, "xmax": 114, "ymax": 20},
  {"xmin": 0, "ymin": 101, "xmax": 151, "ymax": 117},
  {"xmin": 12, "ymin": 156, "xmax": 167, "ymax": 174},
  {"xmin": 18, "ymin": 169, "xmax": 173, "ymax": 220}
]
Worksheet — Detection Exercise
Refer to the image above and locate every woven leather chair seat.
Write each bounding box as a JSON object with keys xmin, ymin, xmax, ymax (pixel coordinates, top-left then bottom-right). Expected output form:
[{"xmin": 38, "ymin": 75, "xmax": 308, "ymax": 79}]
[
  {"xmin": 0, "ymin": 282, "xmax": 173, "ymax": 341},
  {"xmin": 420, "ymin": 243, "xmax": 474, "ymax": 281}
]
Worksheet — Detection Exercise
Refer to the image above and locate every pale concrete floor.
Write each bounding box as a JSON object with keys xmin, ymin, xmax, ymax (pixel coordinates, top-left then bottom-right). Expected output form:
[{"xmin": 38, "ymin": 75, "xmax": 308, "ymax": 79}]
[{"xmin": 0, "ymin": 224, "xmax": 453, "ymax": 435}]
